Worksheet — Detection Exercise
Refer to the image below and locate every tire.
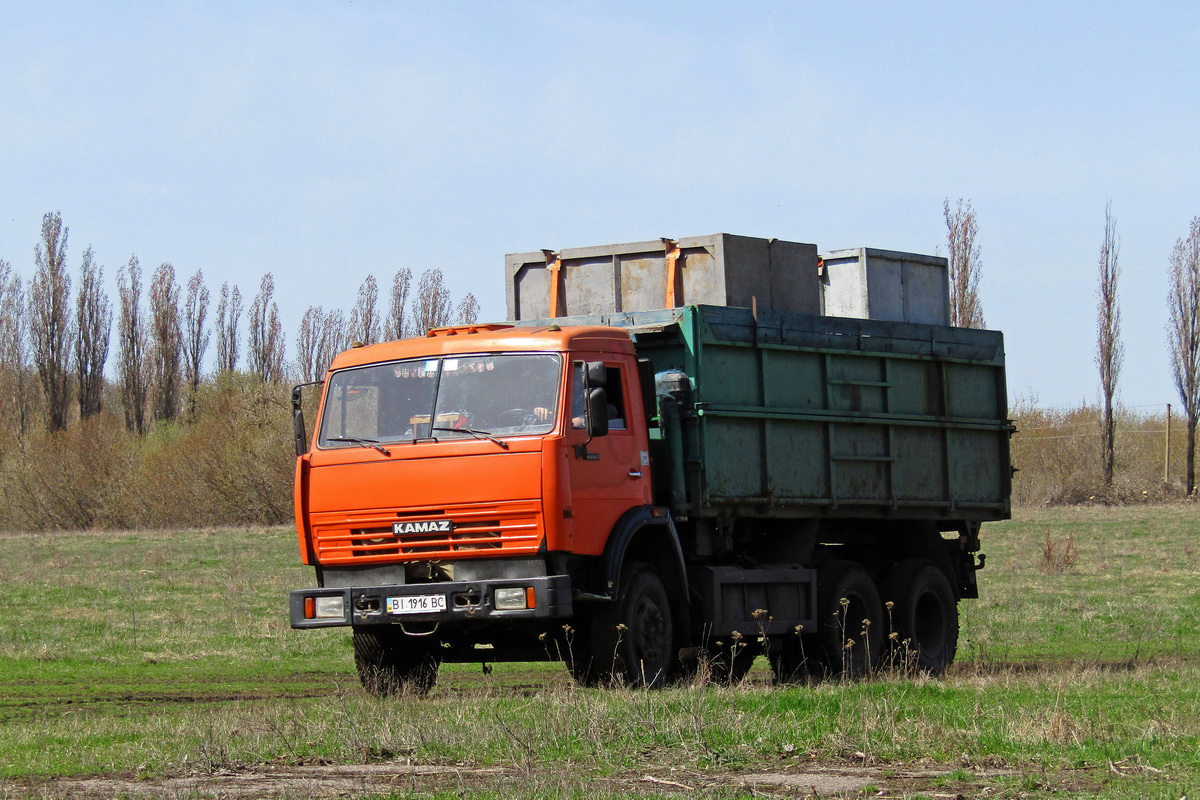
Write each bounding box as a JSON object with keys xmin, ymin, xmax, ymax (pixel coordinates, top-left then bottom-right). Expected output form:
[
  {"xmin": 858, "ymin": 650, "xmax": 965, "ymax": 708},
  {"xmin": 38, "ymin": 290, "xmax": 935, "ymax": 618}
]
[
  {"xmin": 813, "ymin": 560, "xmax": 884, "ymax": 678},
  {"xmin": 881, "ymin": 559, "xmax": 958, "ymax": 675},
  {"xmin": 353, "ymin": 628, "xmax": 441, "ymax": 697},
  {"xmin": 572, "ymin": 562, "xmax": 675, "ymax": 688}
]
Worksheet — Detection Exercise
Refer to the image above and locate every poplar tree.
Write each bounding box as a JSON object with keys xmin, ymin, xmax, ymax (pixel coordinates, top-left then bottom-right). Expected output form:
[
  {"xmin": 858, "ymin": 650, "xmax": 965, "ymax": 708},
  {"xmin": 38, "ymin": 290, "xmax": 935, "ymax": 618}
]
[
  {"xmin": 182, "ymin": 269, "xmax": 210, "ymax": 412},
  {"xmin": 0, "ymin": 262, "xmax": 31, "ymax": 434},
  {"xmin": 350, "ymin": 274, "xmax": 381, "ymax": 345},
  {"xmin": 316, "ymin": 308, "xmax": 348, "ymax": 379},
  {"xmin": 247, "ymin": 273, "xmax": 284, "ymax": 383},
  {"xmin": 149, "ymin": 263, "xmax": 183, "ymax": 422},
  {"xmin": 943, "ymin": 199, "xmax": 985, "ymax": 329},
  {"xmin": 30, "ymin": 212, "xmax": 73, "ymax": 431},
  {"xmin": 456, "ymin": 292, "xmax": 480, "ymax": 325},
  {"xmin": 117, "ymin": 256, "xmax": 149, "ymax": 434},
  {"xmin": 75, "ymin": 247, "xmax": 112, "ymax": 420},
  {"xmin": 295, "ymin": 306, "xmax": 326, "ymax": 383},
  {"xmin": 1168, "ymin": 217, "xmax": 1200, "ymax": 495},
  {"xmin": 1095, "ymin": 202, "xmax": 1122, "ymax": 487},
  {"xmin": 385, "ymin": 268, "xmax": 412, "ymax": 341},
  {"xmin": 215, "ymin": 282, "xmax": 242, "ymax": 374},
  {"xmin": 411, "ymin": 268, "xmax": 452, "ymax": 334}
]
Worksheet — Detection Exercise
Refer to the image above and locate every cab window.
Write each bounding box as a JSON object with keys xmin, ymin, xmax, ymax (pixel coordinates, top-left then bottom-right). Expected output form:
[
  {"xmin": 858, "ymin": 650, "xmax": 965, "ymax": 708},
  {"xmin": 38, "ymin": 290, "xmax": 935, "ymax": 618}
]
[{"xmin": 570, "ymin": 363, "xmax": 627, "ymax": 430}]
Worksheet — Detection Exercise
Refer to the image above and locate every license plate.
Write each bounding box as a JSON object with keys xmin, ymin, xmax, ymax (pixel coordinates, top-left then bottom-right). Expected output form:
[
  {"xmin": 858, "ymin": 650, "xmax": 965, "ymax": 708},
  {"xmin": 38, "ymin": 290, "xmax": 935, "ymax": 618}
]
[{"xmin": 386, "ymin": 594, "xmax": 447, "ymax": 615}]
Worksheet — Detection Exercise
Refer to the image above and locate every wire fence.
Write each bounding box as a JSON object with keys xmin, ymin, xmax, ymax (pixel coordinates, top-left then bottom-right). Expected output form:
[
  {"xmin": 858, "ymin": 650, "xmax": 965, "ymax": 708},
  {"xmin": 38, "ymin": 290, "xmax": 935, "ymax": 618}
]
[{"xmin": 1009, "ymin": 400, "xmax": 1193, "ymax": 506}]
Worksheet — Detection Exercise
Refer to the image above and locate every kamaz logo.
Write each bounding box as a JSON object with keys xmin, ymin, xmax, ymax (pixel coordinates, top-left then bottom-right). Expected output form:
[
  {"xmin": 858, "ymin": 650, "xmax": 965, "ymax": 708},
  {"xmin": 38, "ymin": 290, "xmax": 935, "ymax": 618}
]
[{"xmin": 392, "ymin": 520, "xmax": 453, "ymax": 535}]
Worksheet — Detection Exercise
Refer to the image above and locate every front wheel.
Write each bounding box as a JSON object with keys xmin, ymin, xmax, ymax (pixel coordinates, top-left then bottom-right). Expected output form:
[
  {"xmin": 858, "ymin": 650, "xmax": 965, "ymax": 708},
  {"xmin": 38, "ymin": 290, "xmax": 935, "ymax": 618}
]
[
  {"xmin": 572, "ymin": 562, "xmax": 675, "ymax": 688},
  {"xmin": 353, "ymin": 628, "xmax": 441, "ymax": 697}
]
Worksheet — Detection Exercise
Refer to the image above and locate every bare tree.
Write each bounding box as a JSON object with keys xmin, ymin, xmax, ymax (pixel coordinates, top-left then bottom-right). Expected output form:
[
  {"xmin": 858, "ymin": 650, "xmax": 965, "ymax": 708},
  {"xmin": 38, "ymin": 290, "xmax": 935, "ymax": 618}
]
[
  {"xmin": 75, "ymin": 247, "xmax": 112, "ymax": 420},
  {"xmin": 384, "ymin": 267, "xmax": 412, "ymax": 340},
  {"xmin": 247, "ymin": 273, "xmax": 285, "ymax": 383},
  {"xmin": 456, "ymin": 292, "xmax": 480, "ymax": 325},
  {"xmin": 182, "ymin": 269, "xmax": 210, "ymax": 411},
  {"xmin": 1095, "ymin": 202, "xmax": 1122, "ymax": 488},
  {"xmin": 943, "ymin": 198, "xmax": 985, "ymax": 329},
  {"xmin": 29, "ymin": 211, "xmax": 73, "ymax": 431},
  {"xmin": 295, "ymin": 305, "xmax": 326, "ymax": 383},
  {"xmin": 117, "ymin": 256, "xmax": 149, "ymax": 434},
  {"xmin": 1168, "ymin": 216, "xmax": 1200, "ymax": 495},
  {"xmin": 293, "ymin": 305, "xmax": 351, "ymax": 382},
  {"xmin": 149, "ymin": 263, "xmax": 183, "ymax": 422},
  {"xmin": 0, "ymin": 262, "xmax": 32, "ymax": 434},
  {"xmin": 349, "ymin": 274, "xmax": 381, "ymax": 345},
  {"xmin": 411, "ymin": 268, "xmax": 453, "ymax": 334},
  {"xmin": 215, "ymin": 282, "xmax": 242, "ymax": 374},
  {"xmin": 316, "ymin": 308, "xmax": 348, "ymax": 377}
]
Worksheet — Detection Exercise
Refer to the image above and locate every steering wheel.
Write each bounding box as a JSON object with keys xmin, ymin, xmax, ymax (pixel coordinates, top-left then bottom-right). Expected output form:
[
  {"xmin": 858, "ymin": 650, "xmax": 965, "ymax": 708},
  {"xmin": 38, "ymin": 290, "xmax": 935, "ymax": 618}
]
[{"xmin": 494, "ymin": 408, "xmax": 535, "ymax": 427}]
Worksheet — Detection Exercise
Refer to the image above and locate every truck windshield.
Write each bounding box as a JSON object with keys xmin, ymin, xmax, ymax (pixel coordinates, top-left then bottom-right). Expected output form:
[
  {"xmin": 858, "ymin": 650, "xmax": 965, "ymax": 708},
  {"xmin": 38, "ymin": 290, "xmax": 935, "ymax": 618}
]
[{"xmin": 318, "ymin": 353, "xmax": 562, "ymax": 448}]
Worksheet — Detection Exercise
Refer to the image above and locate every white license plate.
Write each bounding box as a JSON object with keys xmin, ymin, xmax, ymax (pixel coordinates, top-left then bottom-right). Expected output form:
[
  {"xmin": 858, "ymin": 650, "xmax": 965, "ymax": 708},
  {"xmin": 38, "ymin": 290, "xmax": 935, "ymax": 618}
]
[{"xmin": 386, "ymin": 594, "xmax": 447, "ymax": 615}]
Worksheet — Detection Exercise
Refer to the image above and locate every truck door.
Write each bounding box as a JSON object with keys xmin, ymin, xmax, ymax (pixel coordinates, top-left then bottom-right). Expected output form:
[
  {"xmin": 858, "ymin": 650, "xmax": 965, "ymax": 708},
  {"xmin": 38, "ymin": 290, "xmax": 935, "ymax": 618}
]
[{"xmin": 566, "ymin": 358, "xmax": 652, "ymax": 556}]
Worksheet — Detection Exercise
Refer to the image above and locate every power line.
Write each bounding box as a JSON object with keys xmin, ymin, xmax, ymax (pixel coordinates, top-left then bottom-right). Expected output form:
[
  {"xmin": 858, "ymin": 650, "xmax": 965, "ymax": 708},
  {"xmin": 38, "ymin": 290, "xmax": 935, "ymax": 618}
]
[{"xmin": 1016, "ymin": 429, "xmax": 1168, "ymax": 440}]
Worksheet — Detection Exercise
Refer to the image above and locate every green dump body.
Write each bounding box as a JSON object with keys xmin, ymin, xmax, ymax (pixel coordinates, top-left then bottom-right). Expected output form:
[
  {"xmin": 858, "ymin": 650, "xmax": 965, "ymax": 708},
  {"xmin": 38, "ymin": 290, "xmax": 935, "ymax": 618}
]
[{"xmin": 533, "ymin": 304, "xmax": 1012, "ymax": 523}]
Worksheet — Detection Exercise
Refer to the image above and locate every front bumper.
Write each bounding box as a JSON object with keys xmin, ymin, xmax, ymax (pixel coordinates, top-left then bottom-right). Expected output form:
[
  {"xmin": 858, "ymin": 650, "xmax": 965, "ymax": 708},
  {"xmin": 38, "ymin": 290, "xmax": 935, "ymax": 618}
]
[{"xmin": 289, "ymin": 574, "xmax": 573, "ymax": 629}]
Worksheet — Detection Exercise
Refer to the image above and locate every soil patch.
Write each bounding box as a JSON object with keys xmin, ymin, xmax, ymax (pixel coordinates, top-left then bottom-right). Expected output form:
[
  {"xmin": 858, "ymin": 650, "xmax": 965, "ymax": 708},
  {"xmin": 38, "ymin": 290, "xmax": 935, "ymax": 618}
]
[{"xmin": 2, "ymin": 762, "xmax": 1019, "ymax": 799}]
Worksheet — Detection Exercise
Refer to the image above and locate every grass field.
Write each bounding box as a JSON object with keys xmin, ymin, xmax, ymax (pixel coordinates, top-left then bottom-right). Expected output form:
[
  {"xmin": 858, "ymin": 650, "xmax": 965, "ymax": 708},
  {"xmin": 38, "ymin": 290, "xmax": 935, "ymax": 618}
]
[{"xmin": 1, "ymin": 505, "xmax": 1198, "ymax": 798}]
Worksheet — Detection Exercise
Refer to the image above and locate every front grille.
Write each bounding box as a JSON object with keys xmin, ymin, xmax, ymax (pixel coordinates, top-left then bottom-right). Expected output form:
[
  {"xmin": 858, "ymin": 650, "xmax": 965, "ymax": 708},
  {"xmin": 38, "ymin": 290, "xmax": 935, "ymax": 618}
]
[
  {"xmin": 313, "ymin": 502, "xmax": 541, "ymax": 564},
  {"xmin": 348, "ymin": 520, "xmax": 503, "ymax": 556}
]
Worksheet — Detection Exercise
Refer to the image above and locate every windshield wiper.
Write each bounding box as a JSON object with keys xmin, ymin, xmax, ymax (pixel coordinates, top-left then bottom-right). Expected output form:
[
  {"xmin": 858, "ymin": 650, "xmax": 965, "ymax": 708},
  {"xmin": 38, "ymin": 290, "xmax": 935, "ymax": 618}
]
[
  {"xmin": 327, "ymin": 436, "xmax": 392, "ymax": 456},
  {"xmin": 432, "ymin": 426, "xmax": 509, "ymax": 450}
]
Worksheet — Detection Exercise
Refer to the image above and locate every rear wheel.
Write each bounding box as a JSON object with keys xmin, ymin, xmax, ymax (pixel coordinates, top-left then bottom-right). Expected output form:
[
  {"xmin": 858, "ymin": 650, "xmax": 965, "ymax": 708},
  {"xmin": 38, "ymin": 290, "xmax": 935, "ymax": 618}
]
[
  {"xmin": 571, "ymin": 563, "xmax": 675, "ymax": 687},
  {"xmin": 812, "ymin": 560, "xmax": 884, "ymax": 678},
  {"xmin": 881, "ymin": 559, "xmax": 958, "ymax": 674},
  {"xmin": 353, "ymin": 628, "xmax": 441, "ymax": 696}
]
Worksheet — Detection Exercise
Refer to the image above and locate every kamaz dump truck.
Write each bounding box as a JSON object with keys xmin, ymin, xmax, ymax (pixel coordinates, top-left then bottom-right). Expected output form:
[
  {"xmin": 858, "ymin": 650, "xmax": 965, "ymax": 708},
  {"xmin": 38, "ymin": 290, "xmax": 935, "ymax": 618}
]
[{"xmin": 289, "ymin": 234, "xmax": 1011, "ymax": 693}]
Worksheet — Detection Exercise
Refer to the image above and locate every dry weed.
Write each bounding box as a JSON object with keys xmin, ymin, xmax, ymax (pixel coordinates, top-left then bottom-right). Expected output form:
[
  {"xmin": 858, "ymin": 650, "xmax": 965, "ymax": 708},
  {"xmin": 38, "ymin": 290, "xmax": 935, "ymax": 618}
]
[{"xmin": 1039, "ymin": 530, "xmax": 1078, "ymax": 574}]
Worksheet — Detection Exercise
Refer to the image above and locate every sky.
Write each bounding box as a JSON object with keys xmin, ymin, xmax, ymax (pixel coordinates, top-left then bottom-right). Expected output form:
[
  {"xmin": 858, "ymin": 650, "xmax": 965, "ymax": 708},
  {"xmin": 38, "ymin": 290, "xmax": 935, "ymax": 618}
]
[{"xmin": 2, "ymin": 0, "xmax": 1198, "ymax": 410}]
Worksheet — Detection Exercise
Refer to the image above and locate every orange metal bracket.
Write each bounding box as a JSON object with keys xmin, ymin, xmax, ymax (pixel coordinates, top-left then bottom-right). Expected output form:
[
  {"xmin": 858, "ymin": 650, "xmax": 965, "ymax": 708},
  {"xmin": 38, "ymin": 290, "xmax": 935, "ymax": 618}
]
[
  {"xmin": 662, "ymin": 238, "xmax": 682, "ymax": 308},
  {"xmin": 542, "ymin": 249, "xmax": 563, "ymax": 316}
]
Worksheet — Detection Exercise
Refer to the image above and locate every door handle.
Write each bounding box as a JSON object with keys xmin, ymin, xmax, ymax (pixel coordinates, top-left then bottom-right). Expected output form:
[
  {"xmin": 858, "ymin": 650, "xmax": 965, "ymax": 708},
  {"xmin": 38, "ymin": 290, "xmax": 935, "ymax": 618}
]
[{"xmin": 628, "ymin": 470, "xmax": 642, "ymax": 479}]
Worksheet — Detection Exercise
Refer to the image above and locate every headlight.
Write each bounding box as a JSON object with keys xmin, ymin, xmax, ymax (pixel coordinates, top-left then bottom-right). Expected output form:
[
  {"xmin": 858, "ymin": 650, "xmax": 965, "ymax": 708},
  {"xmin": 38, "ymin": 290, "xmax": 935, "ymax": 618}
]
[
  {"xmin": 494, "ymin": 587, "xmax": 528, "ymax": 610},
  {"xmin": 315, "ymin": 596, "xmax": 345, "ymax": 619}
]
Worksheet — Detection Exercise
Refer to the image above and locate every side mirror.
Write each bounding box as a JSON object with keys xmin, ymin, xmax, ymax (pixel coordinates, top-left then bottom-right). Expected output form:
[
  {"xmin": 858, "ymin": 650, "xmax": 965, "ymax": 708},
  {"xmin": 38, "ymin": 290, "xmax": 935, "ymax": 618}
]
[
  {"xmin": 292, "ymin": 386, "xmax": 308, "ymax": 457},
  {"xmin": 586, "ymin": 387, "xmax": 608, "ymax": 438},
  {"xmin": 586, "ymin": 361, "xmax": 607, "ymax": 388},
  {"xmin": 292, "ymin": 381, "xmax": 323, "ymax": 457}
]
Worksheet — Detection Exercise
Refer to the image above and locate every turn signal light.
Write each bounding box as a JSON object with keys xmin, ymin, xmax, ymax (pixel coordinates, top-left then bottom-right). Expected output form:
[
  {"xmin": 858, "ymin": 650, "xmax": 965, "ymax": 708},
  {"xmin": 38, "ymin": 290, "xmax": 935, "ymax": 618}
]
[{"xmin": 305, "ymin": 596, "xmax": 345, "ymax": 620}]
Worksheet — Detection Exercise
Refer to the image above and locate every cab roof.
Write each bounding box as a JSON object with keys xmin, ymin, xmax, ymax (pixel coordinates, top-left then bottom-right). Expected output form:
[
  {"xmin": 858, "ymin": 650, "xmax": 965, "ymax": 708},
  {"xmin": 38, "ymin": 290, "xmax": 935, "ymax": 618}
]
[{"xmin": 327, "ymin": 323, "xmax": 635, "ymax": 372}]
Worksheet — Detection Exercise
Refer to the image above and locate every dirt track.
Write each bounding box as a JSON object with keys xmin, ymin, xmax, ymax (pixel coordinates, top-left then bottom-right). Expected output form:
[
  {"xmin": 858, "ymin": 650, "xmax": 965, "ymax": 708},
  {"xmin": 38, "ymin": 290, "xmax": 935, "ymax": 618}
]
[{"xmin": 4, "ymin": 761, "xmax": 1004, "ymax": 799}]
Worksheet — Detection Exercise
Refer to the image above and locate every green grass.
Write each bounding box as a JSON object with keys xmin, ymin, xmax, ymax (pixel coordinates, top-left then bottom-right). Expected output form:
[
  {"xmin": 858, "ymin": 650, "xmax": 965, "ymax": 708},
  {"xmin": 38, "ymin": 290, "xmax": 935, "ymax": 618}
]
[
  {"xmin": 1, "ymin": 507, "xmax": 1199, "ymax": 798},
  {"xmin": 961, "ymin": 504, "xmax": 1200, "ymax": 663}
]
